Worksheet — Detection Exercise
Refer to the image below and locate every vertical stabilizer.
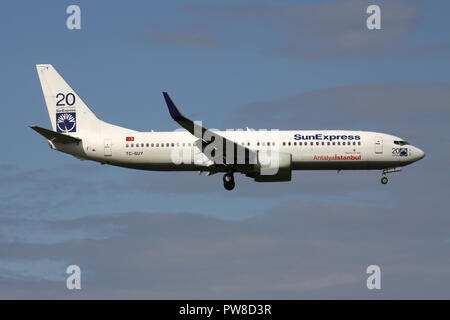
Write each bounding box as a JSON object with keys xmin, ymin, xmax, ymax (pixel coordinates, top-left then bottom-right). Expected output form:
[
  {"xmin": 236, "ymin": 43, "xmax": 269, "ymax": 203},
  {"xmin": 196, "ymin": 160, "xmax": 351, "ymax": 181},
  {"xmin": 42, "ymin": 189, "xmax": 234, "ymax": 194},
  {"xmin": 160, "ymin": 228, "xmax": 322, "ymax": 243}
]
[{"xmin": 36, "ymin": 64, "xmax": 100, "ymax": 135}]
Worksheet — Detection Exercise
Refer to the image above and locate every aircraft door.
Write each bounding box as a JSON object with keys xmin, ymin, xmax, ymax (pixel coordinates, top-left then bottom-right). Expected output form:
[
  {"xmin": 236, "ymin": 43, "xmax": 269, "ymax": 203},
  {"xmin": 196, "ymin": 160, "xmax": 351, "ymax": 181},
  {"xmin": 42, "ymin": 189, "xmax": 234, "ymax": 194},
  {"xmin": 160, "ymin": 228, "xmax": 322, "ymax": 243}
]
[
  {"xmin": 374, "ymin": 136, "xmax": 383, "ymax": 154},
  {"xmin": 104, "ymin": 138, "xmax": 112, "ymax": 156}
]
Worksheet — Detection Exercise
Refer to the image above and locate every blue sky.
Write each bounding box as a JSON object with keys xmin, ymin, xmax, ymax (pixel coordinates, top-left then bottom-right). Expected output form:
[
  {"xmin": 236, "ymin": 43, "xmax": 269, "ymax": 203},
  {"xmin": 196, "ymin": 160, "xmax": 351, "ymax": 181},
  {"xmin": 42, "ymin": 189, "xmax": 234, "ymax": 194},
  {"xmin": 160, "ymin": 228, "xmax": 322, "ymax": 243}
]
[{"xmin": 0, "ymin": 0, "xmax": 450, "ymax": 298}]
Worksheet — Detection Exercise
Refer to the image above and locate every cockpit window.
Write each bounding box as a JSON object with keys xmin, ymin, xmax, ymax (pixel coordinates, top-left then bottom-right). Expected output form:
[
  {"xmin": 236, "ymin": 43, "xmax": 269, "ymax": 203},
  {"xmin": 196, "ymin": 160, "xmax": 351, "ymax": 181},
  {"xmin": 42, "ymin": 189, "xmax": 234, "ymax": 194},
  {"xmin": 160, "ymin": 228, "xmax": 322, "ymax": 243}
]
[{"xmin": 394, "ymin": 140, "xmax": 409, "ymax": 146}]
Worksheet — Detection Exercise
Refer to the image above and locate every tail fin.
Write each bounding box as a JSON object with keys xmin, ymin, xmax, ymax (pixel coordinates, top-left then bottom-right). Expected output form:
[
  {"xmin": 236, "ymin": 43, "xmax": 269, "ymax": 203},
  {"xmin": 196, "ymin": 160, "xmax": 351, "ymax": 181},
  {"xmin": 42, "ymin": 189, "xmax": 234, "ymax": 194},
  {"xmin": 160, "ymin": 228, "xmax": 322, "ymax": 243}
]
[{"xmin": 36, "ymin": 64, "xmax": 100, "ymax": 135}]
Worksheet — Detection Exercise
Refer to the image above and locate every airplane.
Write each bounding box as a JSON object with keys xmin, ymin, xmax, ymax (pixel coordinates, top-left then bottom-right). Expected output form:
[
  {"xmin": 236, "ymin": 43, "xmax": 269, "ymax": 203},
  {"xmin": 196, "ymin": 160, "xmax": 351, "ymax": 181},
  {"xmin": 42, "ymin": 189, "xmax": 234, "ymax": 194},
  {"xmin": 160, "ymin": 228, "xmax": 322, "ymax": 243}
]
[{"xmin": 31, "ymin": 64, "xmax": 425, "ymax": 191}]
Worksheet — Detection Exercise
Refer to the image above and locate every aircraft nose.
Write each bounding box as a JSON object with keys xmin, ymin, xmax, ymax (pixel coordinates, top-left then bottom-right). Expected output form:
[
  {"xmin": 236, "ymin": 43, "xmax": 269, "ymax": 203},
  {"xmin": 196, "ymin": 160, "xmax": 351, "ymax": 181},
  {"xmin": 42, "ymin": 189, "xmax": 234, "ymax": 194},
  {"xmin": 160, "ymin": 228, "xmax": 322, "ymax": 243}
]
[{"xmin": 415, "ymin": 147, "xmax": 425, "ymax": 161}]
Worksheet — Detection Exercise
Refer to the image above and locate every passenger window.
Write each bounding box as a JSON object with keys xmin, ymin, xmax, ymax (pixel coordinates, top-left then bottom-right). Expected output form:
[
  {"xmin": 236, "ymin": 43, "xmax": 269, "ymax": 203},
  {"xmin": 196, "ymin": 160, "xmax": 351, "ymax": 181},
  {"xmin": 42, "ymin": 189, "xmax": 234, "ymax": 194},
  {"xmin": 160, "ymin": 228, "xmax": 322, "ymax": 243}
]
[
  {"xmin": 146, "ymin": 143, "xmax": 149, "ymax": 147},
  {"xmin": 327, "ymin": 142, "xmax": 330, "ymax": 145},
  {"xmin": 321, "ymin": 142, "xmax": 324, "ymax": 145},
  {"xmin": 310, "ymin": 142, "xmax": 313, "ymax": 146},
  {"xmin": 262, "ymin": 142, "xmax": 265, "ymax": 146},
  {"xmin": 332, "ymin": 142, "xmax": 335, "ymax": 146},
  {"xmin": 358, "ymin": 141, "xmax": 361, "ymax": 145},
  {"xmin": 126, "ymin": 144, "xmax": 129, "ymax": 148},
  {"xmin": 337, "ymin": 142, "xmax": 340, "ymax": 145},
  {"xmin": 166, "ymin": 143, "xmax": 169, "ymax": 147},
  {"xmin": 171, "ymin": 143, "xmax": 174, "ymax": 147},
  {"xmin": 353, "ymin": 141, "xmax": 356, "ymax": 145},
  {"xmin": 316, "ymin": 142, "xmax": 319, "ymax": 146},
  {"xmin": 288, "ymin": 142, "xmax": 291, "ymax": 146},
  {"xmin": 156, "ymin": 143, "xmax": 159, "ymax": 147},
  {"xmin": 282, "ymin": 142, "xmax": 285, "ymax": 146}
]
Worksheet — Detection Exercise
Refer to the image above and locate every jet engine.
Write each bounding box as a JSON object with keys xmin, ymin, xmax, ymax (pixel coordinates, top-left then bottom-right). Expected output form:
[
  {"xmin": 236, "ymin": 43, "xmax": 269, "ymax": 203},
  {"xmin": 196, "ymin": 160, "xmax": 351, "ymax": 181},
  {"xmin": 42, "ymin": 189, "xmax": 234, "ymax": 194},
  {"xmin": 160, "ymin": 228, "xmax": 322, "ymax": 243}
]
[{"xmin": 252, "ymin": 151, "xmax": 292, "ymax": 182}]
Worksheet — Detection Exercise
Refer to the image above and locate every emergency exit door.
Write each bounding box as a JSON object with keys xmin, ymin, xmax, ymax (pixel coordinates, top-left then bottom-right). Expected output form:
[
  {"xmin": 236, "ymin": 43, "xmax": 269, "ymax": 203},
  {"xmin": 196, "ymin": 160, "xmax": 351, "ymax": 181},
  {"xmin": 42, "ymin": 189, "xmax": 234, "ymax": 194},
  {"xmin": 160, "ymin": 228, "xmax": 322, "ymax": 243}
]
[{"xmin": 104, "ymin": 138, "xmax": 112, "ymax": 156}]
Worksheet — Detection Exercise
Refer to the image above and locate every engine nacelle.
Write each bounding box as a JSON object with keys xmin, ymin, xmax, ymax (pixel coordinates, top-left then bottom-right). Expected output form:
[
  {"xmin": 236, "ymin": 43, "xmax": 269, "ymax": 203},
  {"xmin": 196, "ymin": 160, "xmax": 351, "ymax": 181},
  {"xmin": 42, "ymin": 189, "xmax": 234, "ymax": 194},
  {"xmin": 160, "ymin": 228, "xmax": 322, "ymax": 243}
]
[{"xmin": 253, "ymin": 151, "xmax": 292, "ymax": 182}]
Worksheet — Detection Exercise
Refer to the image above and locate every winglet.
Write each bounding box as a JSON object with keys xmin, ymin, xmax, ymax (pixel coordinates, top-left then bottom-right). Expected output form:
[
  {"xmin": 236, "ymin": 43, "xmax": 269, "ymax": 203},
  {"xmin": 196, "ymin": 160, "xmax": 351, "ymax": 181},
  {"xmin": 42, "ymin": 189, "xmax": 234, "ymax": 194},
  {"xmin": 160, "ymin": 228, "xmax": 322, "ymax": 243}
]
[
  {"xmin": 162, "ymin": 91, "xmax": 206, "ymax": 138},
  {"xmin": 163, "ymin": 92, "xmax": 185, "ymax": 121},
  {"xmin": 161, "ymin": 92, "xmax": 256, "ymax": 166}
]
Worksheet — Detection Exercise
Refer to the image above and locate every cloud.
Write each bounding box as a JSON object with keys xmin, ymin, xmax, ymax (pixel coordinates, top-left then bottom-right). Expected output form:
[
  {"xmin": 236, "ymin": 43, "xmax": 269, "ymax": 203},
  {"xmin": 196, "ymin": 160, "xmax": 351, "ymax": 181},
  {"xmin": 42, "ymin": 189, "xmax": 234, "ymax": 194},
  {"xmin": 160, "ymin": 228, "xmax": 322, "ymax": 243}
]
[
  {"xmin": 1, "ymin": 200, "xmax": 449, "ymax": 299},
  {"xmin": 0, "ymin": 217, "xmax": 124, "ymax": 245},
  {"xmin": 1, "ymin": 142, "xmax": 448, "ymax": 299},
  {"xmin": 183, "ymin": 0, "xmax": 450, "ymax": 60},
  {"xmin": 0, "ymin": 259, "xmax": 68, "ymax": 282},
  {"xmin": 0, "ymin": 164, "xmax": 110, "ymax": 219}
]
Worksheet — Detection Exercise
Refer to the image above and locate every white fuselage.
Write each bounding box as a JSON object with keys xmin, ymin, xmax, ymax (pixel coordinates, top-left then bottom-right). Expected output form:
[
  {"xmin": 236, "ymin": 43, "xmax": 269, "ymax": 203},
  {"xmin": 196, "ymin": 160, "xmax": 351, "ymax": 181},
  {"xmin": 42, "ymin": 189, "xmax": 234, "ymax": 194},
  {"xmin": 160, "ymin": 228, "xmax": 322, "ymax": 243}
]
[{"xmin": 54, "ymin": 127, "xmax": 425, "ymax": 173}]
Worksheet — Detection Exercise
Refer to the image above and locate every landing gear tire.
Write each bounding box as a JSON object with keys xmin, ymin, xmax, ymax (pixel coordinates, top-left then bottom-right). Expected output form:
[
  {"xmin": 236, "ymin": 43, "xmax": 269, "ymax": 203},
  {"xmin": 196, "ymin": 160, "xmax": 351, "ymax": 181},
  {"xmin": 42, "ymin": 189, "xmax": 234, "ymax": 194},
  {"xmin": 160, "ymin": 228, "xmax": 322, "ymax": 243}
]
[
  {"xmin": 381, "ymin": 176, "xmax": 388, "ymax": 185},
  {"xmin": 223, "ymin": 173, "xmax": 235, "ymax": 191},
  {"xmin": 224, "ymin": 181, "xmax": 235, "ymax": 191}
]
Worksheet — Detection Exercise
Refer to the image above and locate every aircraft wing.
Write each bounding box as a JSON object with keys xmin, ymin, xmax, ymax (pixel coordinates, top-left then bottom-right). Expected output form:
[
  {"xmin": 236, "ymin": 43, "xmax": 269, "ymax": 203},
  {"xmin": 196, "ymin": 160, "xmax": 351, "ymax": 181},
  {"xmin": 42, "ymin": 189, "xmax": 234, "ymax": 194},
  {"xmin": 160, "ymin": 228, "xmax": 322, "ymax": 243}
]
[
  {"xmin": 30, "ymin": 126, "xmax": 81, "ymax": 144},
  {"xmin": 163, "ymin": 92, "xmax": 256, "ymax": 168}
]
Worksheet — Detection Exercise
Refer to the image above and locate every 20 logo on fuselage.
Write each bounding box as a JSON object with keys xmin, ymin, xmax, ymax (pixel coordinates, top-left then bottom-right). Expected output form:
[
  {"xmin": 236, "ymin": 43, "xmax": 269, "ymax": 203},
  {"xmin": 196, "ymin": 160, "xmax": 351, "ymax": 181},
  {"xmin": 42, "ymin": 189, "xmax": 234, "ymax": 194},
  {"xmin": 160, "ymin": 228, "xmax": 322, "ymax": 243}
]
[{"xmin": 392, "ymin": 148, "xmax": 408, "ymax": 157}]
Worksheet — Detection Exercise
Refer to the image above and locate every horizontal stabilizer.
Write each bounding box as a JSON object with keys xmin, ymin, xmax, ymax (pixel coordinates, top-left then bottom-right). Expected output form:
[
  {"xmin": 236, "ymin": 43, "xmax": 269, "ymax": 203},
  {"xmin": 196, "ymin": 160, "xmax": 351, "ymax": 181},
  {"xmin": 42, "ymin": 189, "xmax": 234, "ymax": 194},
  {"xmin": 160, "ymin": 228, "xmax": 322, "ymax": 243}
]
[{"xmin": 30, "ymin": 126, "xmax": 81, "ymax": 144}]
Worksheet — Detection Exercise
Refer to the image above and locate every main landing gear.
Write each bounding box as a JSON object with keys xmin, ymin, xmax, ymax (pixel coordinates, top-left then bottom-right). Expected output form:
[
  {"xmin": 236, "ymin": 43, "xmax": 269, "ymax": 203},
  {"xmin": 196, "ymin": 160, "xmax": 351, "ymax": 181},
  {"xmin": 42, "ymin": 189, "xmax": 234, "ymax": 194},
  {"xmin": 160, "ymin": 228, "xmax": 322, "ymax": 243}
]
[
  {"xmin": 223, "ymin": 171, "xmax": 235, "ymax": 191},
  {"xmin": 381, "ymin": 176, "xmax": 388, "ymax": 184}
]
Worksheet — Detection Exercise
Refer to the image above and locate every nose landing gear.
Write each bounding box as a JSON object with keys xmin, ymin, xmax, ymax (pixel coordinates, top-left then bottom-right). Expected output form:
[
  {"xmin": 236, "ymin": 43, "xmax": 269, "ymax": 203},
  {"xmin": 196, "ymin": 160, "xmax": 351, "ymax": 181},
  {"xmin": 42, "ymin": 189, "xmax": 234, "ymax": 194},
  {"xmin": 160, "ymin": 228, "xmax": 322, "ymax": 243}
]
[
  {"xmin": 380, "ymin": 167, "xmax": 402, "ymax": 184},
  {"xmin": 223, "ymin": 171, "xmax": 235, "ymax": 191}
]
